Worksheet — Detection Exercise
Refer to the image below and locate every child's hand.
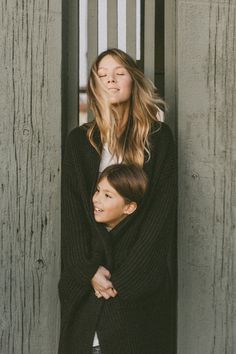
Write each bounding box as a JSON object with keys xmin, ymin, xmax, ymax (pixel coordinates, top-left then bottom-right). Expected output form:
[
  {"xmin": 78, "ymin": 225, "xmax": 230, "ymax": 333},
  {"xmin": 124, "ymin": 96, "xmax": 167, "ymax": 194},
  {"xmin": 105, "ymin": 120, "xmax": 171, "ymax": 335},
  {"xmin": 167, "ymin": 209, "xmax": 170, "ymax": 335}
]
[
  {"xmin": 94, "ymin": 288, "xmax": 117, "ymax": 299},
  {"xmin": 92, "ymin": 266, "xmax": 118, "ymax": 299}
]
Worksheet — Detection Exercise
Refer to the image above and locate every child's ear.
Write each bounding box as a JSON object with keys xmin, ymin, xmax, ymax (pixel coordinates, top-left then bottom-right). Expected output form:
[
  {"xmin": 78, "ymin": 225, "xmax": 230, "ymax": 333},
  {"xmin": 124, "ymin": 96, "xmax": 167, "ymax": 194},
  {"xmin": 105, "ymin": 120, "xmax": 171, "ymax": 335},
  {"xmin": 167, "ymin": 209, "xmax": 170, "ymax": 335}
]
[{"xmin": 124, "ymin": 202, "xmax": 137, "ymax": 215}]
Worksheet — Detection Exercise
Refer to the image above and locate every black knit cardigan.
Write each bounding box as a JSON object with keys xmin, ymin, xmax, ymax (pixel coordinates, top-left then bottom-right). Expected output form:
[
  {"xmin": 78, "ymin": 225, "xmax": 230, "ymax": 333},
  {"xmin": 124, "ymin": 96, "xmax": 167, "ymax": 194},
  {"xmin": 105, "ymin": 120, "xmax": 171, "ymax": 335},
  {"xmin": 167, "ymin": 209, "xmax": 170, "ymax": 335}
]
[{"xmin": 58, "ymin": 121, "xmax": 177, "ymax": 354}]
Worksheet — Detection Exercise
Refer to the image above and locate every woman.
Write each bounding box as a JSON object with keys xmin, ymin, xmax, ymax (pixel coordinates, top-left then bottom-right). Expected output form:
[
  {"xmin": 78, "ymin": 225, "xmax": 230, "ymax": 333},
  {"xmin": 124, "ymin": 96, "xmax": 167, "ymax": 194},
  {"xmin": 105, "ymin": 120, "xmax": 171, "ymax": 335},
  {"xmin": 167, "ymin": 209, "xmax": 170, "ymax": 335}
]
[{"xmin": 58, "ymin": 48, "xmax": 177, "ymax": 354}]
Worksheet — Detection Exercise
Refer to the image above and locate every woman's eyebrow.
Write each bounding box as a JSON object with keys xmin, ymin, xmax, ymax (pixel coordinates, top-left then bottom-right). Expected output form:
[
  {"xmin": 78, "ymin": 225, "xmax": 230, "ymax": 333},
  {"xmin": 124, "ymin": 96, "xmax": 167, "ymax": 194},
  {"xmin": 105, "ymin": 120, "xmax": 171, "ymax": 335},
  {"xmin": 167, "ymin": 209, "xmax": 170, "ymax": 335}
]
[{"xmin": 98, "ymin": 66, "xmax": 124, "ymax": 70}]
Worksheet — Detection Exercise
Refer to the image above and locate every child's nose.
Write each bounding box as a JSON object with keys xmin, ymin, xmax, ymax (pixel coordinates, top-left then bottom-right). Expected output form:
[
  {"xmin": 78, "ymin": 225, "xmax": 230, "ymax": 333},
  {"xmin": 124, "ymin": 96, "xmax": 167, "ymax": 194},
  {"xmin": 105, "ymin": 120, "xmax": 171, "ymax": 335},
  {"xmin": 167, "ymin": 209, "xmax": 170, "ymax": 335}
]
[{"xmin": 93, "ymin": 192, "xmax": 99, "ymax": 204}]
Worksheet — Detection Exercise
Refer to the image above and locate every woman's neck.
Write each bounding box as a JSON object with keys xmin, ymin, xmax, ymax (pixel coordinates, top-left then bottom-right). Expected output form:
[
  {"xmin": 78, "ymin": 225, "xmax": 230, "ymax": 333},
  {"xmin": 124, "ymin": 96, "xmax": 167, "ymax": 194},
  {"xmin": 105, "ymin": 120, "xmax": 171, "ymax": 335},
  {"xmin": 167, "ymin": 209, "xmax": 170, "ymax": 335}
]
[{"xmin": 114, "ymin": 103, "xmax": 130, "ymax": 136}]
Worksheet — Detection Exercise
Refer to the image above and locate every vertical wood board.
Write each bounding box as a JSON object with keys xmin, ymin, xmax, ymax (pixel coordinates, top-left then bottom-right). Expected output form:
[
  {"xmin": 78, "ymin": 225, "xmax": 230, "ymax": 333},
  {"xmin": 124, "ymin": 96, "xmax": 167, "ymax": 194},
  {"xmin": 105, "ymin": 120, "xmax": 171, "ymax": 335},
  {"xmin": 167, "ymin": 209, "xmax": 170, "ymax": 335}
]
[
  {"xmin": 126, "ymin": 0, "xmax": 136, "ymax": 59},
  {"xmin": 107, "ymin": 0, "xmax": 118, "ymax": 48},
  {"xmin": 144, "ymin": 0, "xmax": 155, "ymax": 83},
  {"xmin": 88, "ymin": 0, "xmax": 98, "ymax": 72},
  {"xmin": 63, "ymin": 0, "xmax": 79, "ymax": 133},
  {"xmin": 0, "ymin": 1, "xmax": 62, "ymax": 353},
  {"xmin": 165, "ymin": 0, "xmax": 176, "ymax": 133}
]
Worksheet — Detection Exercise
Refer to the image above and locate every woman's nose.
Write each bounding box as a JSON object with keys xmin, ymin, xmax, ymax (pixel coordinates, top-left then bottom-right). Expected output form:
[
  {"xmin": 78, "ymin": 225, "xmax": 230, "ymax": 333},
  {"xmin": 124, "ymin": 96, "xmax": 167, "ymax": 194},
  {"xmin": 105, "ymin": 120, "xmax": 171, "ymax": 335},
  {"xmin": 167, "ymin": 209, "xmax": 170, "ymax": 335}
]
[{"xmin": 107, "ymin": 75, "xmax": 116, "ymax": 83}]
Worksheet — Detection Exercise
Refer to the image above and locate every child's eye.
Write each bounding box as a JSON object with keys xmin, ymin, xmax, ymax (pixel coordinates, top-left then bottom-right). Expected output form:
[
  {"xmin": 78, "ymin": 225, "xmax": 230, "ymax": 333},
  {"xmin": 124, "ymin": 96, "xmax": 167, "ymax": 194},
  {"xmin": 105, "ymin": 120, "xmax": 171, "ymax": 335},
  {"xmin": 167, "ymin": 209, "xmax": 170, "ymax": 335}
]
[
  {"xmin": 98, "ymin": 74, "xmax": 106, "ymax": 78},
  {"xmin": 116, "ymin": 73, "xmax": 124, "ymax": 76},
  {"xmin": 105, "ymin": 193, "xmax": 112, "ymax": 198}
]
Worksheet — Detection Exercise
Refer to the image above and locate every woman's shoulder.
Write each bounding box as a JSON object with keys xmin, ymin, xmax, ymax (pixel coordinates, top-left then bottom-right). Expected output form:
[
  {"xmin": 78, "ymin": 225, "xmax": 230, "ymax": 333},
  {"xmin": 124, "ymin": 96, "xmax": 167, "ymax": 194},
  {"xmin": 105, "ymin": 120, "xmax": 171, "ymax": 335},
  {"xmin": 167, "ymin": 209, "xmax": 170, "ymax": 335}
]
[
  {"xmin": 150, "ymin": 121, "xmax": 175, "ymax": 144},
  {"xmin": 148, "ymin": 121, "xmax": 176, "ymax": 168},
  {"xmin": 65, "ymin": 121, "xmax": 94, "ymax": 146},
  {"xmin": 67, "ymin": 122, "xmax": 90, "ymax": 138}
]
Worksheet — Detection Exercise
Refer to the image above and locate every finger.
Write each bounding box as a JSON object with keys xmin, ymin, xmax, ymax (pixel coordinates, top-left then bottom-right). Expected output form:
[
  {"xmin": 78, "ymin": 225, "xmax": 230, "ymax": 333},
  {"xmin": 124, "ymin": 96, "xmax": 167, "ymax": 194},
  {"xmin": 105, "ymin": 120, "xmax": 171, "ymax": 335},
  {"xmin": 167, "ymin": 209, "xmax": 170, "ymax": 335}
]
[
  {"xmin": 97, "ymin": 279, "xmax": 113, "ymax": 291},
  {"xmin": 92, "ymin": 274, "xmax": 112, "ymax": 288},
  {"xmin": 100, "ymin": 291, "xmax": 110, "ymax": 300},
  {"xmin": 106, "ymin": 288, "xmax": 117, "ymax": 298},
  {"xmin": 112, "ymin": 288, "xmax": 118, "ymax": 296},
  {"xmin": 103, "ymin": 280, "xmax": 113, "ymax": 290},
  {"xmin": 94, "ymin": 290, "xmax": 102, "ymax": 299},
  {"xmin": 99, "ymin": 266, "xmax": 111, "ymax": 279}
]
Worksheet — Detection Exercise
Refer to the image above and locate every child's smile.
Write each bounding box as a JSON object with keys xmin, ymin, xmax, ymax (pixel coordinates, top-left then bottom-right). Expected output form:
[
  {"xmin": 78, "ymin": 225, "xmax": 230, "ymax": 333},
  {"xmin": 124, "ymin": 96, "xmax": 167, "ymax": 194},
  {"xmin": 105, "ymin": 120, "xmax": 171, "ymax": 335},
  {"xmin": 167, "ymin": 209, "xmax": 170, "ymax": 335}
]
[{"xmin": 92, "ymin": 177, "xmax": 130, "ymax": 229}]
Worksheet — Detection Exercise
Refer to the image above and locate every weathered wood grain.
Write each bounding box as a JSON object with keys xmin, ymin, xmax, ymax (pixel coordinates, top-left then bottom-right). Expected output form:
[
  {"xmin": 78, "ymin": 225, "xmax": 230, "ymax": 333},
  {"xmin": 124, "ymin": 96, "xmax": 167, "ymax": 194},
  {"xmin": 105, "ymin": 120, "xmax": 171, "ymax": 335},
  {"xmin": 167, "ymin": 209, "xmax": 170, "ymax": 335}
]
[
  {"xmin": 165, "ymin": 0, "xmax": 177, "ymax": 134},
  {"xmin": 144, "ymin": 0, "xmax": 155, "ymax": 83},
  {"xmin": 88, "ymin": 0, "xmax": 98, "ymax": 76},
  {"xmin": 0, "ymin": 1, "xmax": 61, "ymax": 353},
  {"xmin": 107, "ymin": 0, "xmax": 118, "ymax": 48},
  {"xmin": 177, "ymin": 0, "xmax": 236, "ymax": 353},
  {"xmin": 126, "ymin": 0, "xmax": 136, "ymax": 59},
  {"xmin": 63, "ymin": 0, "xmax": 79, "ymax": 132}
]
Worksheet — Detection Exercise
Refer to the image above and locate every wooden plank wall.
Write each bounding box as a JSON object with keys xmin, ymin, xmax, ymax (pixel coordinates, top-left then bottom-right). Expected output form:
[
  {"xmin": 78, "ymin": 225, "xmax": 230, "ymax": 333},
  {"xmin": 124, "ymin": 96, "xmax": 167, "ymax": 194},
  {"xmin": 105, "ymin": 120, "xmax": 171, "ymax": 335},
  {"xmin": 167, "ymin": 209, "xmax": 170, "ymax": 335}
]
[
  {"xmin": 165, "ymin": 0, "xmax": 176, "ymax": 134},
  {"xmin": 0, "ymin": 1, "xmax": 61, "ymax": 353},
  {"xmin": 176, "ymin": 0, "xmax": 236, "ymax": 353},
  {"xmin": 144, "ymin": 0, "xmax": 155, "ymax": 84},
  {"xmin": 62, "ymin": 0, "xmax": 79, "ymax": 135}
]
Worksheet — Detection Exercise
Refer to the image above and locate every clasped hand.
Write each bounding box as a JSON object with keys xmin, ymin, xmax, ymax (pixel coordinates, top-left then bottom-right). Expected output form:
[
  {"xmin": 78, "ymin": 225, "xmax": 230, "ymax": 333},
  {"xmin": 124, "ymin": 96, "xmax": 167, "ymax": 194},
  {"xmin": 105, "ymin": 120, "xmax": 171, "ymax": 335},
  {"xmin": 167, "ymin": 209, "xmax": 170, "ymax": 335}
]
[{"xmin": 91, "ymin": 266, "xmax": 118, "ymax": 299}]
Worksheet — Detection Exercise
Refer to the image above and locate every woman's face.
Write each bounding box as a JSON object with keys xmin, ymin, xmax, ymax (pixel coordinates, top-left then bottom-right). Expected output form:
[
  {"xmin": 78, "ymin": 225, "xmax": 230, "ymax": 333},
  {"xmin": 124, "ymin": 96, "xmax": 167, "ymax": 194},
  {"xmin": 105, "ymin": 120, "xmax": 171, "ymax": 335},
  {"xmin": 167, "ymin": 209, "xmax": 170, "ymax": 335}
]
[
  {"xmin": 92, "ymin": 177, "xmax": 129, "ymax": 229},
  {"xmin": 97, "ymin": 55, "xmax": 133, "ymax": 107}
]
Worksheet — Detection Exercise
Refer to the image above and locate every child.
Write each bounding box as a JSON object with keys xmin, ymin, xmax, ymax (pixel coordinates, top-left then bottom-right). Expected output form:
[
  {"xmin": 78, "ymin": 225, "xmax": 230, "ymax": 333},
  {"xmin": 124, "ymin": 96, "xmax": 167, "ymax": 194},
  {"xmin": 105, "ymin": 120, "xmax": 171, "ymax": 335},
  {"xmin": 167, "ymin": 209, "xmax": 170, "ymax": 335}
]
[{"xmin": 92, "ymin": 164, "xmax": 148, "ymax": 230}]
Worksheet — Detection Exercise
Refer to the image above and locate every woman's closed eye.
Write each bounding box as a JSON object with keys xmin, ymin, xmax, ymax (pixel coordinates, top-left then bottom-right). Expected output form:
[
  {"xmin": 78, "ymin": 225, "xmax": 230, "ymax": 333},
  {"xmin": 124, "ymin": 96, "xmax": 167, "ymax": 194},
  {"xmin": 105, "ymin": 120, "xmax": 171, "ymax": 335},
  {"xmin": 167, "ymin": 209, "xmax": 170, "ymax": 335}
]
[{"xmin": 98, "ymin": 72, "xmax": 125, "ymax": 77}]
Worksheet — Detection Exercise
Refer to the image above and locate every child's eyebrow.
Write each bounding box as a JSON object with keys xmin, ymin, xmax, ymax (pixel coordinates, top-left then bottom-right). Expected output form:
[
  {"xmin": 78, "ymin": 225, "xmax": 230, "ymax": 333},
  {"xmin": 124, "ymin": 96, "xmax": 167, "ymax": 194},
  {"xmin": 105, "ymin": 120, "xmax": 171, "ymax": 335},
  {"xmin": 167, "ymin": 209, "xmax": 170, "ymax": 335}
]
[
  {"xmin": 97, "ymin": 186, "xmax": 115, "ymax": 195},
  {"xmin": 103, "ymin": 189, "xmax": 113, "ymax": 194}
]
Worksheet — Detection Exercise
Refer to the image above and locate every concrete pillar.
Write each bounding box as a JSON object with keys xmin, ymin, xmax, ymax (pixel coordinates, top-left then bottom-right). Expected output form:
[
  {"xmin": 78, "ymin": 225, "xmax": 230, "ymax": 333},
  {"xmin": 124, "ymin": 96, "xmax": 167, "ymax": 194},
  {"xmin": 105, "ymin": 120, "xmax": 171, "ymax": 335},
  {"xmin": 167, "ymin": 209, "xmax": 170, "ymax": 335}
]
[{"xmin": 176, "ymin": 1, "xmax": 236, "ymax": 353}]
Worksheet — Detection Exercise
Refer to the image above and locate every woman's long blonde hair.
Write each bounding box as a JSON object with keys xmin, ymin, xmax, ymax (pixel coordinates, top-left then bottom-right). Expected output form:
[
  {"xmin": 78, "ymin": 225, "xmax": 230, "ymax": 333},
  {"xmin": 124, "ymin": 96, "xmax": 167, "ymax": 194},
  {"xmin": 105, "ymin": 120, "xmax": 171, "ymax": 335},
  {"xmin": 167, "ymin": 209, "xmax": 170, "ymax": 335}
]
[{"xmin": 87, "ymin": 48, "xmax": 165, "ymax": 166}]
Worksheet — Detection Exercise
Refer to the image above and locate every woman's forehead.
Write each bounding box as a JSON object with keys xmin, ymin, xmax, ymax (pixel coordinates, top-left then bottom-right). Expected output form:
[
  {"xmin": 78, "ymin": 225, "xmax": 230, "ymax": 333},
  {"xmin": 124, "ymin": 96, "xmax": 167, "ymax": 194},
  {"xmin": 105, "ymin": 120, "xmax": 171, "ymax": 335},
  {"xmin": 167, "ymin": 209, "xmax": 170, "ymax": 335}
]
[{"xmin": 98, "ymin": 55, "xmax": 124, "ymax": 69}]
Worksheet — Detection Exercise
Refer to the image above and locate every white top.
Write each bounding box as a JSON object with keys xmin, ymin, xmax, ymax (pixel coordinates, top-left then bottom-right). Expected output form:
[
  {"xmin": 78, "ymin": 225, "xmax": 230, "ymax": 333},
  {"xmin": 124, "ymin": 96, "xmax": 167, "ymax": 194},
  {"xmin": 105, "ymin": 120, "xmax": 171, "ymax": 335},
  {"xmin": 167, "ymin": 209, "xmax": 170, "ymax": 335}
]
[
  {"xmin": 99, "ymin": 143, "xmax": 121, "ymax": 173},
  {"xmin": 93, "ymin": 144, "xmax": 121, "ymax": 347},
  {"xmin": 93, "ymin": 332, "xmax": 99, "ymax": 347}
]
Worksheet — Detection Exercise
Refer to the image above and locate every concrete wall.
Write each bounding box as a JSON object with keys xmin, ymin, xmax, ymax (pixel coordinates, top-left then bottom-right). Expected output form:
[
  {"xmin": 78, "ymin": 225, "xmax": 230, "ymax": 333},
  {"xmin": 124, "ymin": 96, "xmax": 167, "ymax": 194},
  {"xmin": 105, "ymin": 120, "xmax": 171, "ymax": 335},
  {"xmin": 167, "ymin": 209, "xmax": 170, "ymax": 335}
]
[
  {"xmin": 0, "ymin": 1, "xmax": 61, "ymax": 353},
  {"xmin": 176, "ymin": 1, "xmax": 236, "ymax": 353}
]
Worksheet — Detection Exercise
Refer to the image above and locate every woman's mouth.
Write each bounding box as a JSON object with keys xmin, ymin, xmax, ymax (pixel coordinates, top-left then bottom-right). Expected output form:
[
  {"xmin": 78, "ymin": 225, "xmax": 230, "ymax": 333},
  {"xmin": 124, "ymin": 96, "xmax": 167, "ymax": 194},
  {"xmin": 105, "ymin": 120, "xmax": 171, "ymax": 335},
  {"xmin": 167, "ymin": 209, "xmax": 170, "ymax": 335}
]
[{"xmin": 108, "ymin": 88, "xmax": 119, "ymax": 92}]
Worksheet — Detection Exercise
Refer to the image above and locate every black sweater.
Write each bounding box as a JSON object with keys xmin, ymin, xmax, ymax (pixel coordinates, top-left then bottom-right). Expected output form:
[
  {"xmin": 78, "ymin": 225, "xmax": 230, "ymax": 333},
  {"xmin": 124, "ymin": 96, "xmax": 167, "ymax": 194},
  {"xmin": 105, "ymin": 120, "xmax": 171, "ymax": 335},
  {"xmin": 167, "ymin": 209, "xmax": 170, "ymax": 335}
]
[{"xmin": 58, "ymin": 121, "xmax": 177, "ymax": 354}]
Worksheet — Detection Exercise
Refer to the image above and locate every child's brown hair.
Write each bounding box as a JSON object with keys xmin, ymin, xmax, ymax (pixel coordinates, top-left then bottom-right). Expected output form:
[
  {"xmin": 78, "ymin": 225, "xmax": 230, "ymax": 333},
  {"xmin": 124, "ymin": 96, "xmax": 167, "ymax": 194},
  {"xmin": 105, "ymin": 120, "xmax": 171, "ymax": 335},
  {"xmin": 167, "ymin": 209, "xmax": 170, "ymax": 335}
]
[{"xmin": 97, "ymin": 164, "xmax": 148, "ymax": 205}]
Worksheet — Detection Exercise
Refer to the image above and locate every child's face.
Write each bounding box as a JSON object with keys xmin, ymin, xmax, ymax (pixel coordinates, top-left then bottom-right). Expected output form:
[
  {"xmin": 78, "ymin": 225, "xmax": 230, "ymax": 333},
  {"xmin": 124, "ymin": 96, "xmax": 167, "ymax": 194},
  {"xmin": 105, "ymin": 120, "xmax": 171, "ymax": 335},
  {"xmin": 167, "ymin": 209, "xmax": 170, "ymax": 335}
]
[{"xmin": 92, "ymin": 177, "xmax": 131, "ymax": 229}]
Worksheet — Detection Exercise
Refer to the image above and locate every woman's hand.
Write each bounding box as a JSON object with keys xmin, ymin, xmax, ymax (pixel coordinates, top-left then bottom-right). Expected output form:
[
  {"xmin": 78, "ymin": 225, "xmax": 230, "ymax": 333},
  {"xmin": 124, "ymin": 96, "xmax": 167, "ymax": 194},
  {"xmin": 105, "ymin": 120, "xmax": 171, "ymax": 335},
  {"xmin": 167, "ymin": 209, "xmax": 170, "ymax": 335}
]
[{"xmin": 91, "ymin": 266, "xmax": 118, "ymax": 299}]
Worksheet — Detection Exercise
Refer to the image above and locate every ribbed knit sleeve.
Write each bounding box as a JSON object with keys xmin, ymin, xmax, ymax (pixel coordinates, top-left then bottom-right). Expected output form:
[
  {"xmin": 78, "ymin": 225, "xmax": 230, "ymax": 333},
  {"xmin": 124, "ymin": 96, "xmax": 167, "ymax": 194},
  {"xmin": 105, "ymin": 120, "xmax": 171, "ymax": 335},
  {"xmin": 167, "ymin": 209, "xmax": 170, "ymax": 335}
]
[
  {"xmin": 61, "ymin": 134, "xmax": 103, "ymax": 287},
  {"xmin": 111, "ymin": 125, "xmax": 177, "ymax": 300}
]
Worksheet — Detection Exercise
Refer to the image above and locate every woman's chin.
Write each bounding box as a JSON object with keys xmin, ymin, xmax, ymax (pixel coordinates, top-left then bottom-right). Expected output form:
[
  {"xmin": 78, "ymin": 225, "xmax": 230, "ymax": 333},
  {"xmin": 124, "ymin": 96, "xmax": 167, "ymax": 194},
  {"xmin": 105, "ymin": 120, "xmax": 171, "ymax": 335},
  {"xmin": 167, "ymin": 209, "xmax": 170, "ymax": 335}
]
[{"xmin": 109, "ymin": 98, "xmax": 120, "ymax": 105}]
